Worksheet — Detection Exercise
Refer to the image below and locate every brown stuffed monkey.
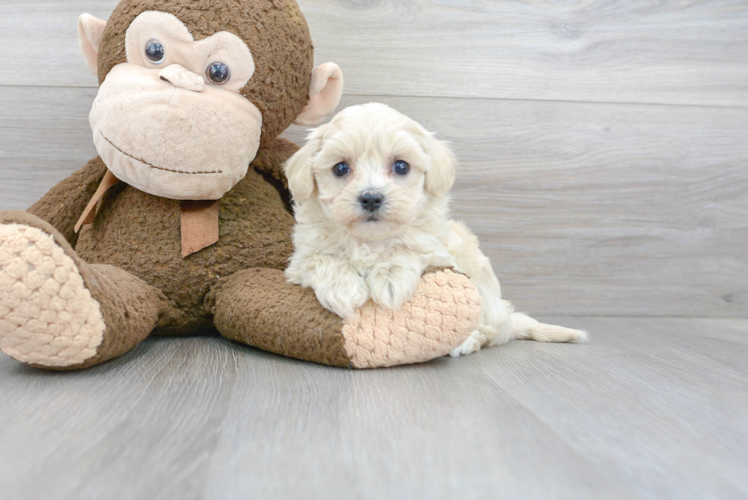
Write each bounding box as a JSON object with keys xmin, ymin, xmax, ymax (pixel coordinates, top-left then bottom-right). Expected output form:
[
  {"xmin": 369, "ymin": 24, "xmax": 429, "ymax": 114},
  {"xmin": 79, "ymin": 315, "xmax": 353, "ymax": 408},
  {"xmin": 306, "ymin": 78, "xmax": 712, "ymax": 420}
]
[{"xmin": 0, "ymin": 0, "xmax": 480, "ymax": 370}]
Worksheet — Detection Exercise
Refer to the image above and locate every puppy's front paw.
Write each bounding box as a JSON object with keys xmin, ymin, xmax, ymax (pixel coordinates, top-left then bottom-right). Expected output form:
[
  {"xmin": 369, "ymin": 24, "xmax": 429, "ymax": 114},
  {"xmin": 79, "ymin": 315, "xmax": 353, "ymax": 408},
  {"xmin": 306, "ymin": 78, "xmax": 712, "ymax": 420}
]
[
  {"xmin": 315, "ymin": 278, "xmax": 369, "ymax": 319},
  {"xmin": 367, "ymin": 263, "xmax": 421, "ymax": 311}
]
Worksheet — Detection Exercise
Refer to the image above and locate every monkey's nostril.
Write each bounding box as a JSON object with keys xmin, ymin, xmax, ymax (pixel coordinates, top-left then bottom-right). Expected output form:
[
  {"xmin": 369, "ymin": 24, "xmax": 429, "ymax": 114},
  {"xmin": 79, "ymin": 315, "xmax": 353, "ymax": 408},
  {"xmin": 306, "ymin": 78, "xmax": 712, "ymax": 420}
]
[
  {"xmin": 158, "ymin": 64, "xmax": 205, "ymax": 92},
  {"xmin": 359, "ymin": 191, "xmax": 384, "ymax": 213}
]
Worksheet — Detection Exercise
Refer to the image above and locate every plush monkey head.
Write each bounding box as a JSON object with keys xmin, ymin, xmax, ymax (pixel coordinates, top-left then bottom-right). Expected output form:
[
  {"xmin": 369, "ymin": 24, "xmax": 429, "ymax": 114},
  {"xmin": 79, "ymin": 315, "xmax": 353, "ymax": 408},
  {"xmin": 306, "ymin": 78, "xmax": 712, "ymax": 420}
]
[{"xmin": 78, "ymin": 0, "xmax": 342, "ymax": 200}]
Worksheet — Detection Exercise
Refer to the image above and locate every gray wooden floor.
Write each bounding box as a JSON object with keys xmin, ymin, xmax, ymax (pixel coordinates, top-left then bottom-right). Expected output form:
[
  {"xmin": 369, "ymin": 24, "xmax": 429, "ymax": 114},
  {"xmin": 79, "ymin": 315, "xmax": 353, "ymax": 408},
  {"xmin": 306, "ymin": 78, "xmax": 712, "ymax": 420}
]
[
  {"xmin": 2, "ymin": 0, "xmax": 748, "ymax": 498},
  {"xmin": 1, "ymin": 317, "xmax": 747, "ymax": 499}
]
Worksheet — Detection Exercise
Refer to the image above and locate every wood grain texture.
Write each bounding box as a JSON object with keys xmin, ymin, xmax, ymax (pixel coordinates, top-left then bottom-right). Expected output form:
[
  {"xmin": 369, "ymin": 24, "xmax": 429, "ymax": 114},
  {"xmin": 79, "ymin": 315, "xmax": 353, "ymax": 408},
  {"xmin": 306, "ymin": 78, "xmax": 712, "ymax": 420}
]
[
  {"xmin": 0, "ymin": 0, "xmax": 116, "ymax": 88},
  {"xmin": 0, "ymin": 87, "xmax": 98, "ymax": 209},
  {"xmin": 1, "ymin": 0, "xmax": 747, "ymax": 106},
  {"xmin": 1, "ymin": 88, "xmax": 746, "ymax": 317},
  {"xmin": 301, "ymin": 0, "xmax": 748, "ymax": 107},
  {"xmin": 285, "ymin": 95, "xmax": 748, "ymax": 318},
  {"xmin": 1, "ymin": 3, "xmax": 747, "ymax": 500},
  {"xmin": 0, "ymin": 317, "xmax": 747, "ymax": 499}
]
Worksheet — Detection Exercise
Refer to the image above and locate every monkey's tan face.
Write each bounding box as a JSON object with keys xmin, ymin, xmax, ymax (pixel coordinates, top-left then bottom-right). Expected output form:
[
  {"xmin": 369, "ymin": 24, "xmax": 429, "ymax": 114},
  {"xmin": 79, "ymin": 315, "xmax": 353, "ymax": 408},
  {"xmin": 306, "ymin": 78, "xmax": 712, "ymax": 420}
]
[{"xmin": 89, "ymin": 11, "xmax": 262, "ymax": 200}]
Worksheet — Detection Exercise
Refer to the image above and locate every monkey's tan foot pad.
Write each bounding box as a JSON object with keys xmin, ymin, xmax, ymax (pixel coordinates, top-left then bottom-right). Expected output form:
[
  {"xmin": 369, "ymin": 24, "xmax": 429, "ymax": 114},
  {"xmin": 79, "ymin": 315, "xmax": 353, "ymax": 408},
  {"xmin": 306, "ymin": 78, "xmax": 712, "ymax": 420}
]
[
  {"xmin": 0, "ymin": 223, "xmax": 105, "ymax": 367},
  {"xmin": 342, "ymin": 269, "xmax": 481, "ymax": 368},
  {"xmin": 210, "ymin": 268, "xmax": 480, "ymax": 369}
]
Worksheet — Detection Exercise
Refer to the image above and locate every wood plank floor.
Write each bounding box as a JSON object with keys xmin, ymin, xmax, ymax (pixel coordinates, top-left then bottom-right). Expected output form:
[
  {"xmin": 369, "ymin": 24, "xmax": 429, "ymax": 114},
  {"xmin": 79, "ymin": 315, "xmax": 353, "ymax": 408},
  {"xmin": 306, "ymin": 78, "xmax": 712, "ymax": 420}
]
[
  {"xmin": 1, "ymin": 317, "xmax": 747, "ymax": 499},
  {"xmin": 1, "ymin": 1, "xmax": 747, "ymax": 499}
]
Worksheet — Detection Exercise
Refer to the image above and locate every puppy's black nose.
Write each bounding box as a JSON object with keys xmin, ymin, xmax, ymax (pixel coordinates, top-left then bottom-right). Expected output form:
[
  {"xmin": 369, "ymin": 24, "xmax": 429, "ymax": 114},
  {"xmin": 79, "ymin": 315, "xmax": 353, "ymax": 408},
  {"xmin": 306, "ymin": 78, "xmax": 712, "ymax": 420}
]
[{"xmin": 359, "ymin": 191, "xmax": 384, "ymax": 213}]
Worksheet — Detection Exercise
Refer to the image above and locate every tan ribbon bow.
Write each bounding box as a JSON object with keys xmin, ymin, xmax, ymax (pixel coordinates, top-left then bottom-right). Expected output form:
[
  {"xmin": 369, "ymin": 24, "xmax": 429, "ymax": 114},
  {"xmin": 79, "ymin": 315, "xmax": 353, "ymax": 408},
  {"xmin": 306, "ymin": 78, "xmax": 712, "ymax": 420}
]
[{"xmin": 75, "ymin": 169, "xmax": 220, "ymax": 258}]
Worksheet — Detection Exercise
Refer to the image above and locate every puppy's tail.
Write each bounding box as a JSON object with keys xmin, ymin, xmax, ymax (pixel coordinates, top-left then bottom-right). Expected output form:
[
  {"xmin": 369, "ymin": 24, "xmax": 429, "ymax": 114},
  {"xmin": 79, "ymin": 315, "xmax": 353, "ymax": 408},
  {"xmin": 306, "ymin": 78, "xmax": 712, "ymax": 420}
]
[{"xmin": 510, "ymin": 312, "xmax": 588, "ymax": 343}]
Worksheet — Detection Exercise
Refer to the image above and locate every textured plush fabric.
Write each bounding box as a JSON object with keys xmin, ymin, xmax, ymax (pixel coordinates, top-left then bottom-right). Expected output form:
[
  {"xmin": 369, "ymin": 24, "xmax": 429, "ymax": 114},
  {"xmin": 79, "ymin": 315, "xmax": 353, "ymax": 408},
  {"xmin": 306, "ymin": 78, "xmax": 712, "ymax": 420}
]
[
  {"xmin": 74, "ymin": 152, "xmax": 296, "ymax": 337},
  {"xmin": 0, "ymin": 0, "xmax": 481, "ymax": 371},
  {"xmin": 90, "ymin": 63, "xmax": 263, "ymax": 200},
  {"xmin": 156, "ymin": 63, "xmax": 205, "ymax": 92},
  {"xmin": 294, "ymin": 62, "xmax": 343, "ymax": 126},
  {"xmin": 251, "ymin": 137, "xmax": 297, "ymax": 191},
  {"xmin": 125, "ymin": 12, "xmax": 257, "ymax": 94},
  {"xmin": 78, "ymin": 13, "xmax": 108, "ymax": 76},
  {"xmin": 97, "ymin": 0, "xmax": 314, "ymax": 147},
  {"xmin": 75, "ymin": 169, "xmax": 119, "ymax": 231},
  {"xmin": 206, "ymin": 268, "xmax": 351, "ymax": 368},
  {"xmin": 207, "ymin": 267, "xmax": 481, "ymax": 369},
  {"xmin": 0, "ymin": 212, "xmax": 175, "ymax": 370},
  {"xmin": 341, "ymin": 270, "xmax": 481, "ymax": 368},
  {"xmin": 28, "ymin": 158, "xmax": 108, "ymax": 247},
  {"xmin": 67, "ymin": 262, "xmax": 177, "ymax": 370},
  {"xmin": 0, "ymin": 223, "xmax": 105, "ymax": 366}
]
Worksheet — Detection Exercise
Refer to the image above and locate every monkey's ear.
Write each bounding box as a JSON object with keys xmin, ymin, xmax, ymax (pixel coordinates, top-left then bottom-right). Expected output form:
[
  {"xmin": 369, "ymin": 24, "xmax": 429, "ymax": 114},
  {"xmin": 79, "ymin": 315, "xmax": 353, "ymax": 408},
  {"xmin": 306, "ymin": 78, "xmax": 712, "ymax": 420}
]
[
  {"xmin": 294, "ymin": 63, "xmax": 344, "ymax": 126},
  {"xmin": 77, "ymin": 13, "xmax": 107, "ymax": 77},
  {"xmin": 284, "ymin": 131, "xmax": 323, "ymax": 204}
]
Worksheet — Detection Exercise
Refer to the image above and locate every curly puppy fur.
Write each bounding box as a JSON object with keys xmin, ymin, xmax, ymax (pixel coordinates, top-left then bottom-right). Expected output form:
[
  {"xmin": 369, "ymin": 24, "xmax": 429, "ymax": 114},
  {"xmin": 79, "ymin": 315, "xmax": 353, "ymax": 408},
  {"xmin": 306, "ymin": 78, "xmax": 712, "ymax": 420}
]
[{"xmin": 284, "ymin": 103, "xmax": 587, "ymax": 356}]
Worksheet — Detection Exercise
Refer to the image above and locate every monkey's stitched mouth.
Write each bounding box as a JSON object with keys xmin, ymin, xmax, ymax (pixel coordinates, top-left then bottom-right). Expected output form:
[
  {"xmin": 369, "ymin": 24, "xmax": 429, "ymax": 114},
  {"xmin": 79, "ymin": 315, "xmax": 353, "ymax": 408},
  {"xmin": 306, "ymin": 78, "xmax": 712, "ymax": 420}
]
[{"xmin": 100, "ymin": 131, "xmax": 223, "ymax": 175}]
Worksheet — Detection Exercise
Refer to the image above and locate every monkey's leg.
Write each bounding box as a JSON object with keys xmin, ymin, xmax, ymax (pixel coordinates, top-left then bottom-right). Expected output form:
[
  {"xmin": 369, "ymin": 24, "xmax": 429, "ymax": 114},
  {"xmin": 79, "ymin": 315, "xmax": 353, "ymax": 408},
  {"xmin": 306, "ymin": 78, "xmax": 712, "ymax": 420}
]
[
  {"xmin": 0, "ymin": 211, "xmax": 176, "ymax": 370},
  {"xmin": 205, "ymin": 268, "xmax": 481, "ymax": 368}
]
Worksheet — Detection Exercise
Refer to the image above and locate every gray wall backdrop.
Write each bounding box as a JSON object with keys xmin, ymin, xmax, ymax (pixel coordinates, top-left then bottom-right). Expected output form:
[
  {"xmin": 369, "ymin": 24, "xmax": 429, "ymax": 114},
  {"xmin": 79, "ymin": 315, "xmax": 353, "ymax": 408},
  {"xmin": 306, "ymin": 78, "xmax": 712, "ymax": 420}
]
[{"xmin": 0, "ymin": 0, "xmax": 746, "ymax": 317}]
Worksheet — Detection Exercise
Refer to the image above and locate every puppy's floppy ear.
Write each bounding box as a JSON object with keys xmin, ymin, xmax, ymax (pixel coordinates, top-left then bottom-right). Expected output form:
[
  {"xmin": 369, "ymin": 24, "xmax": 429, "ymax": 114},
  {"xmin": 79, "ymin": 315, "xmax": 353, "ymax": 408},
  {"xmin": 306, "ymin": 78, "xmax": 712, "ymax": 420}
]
[
  {"xmin": 284, "ymin": 132, "xmax": 322, "ymax": 204},
  {"xmin": 423, "ymin": 134, "xmax": 457, "ymax": 197}
]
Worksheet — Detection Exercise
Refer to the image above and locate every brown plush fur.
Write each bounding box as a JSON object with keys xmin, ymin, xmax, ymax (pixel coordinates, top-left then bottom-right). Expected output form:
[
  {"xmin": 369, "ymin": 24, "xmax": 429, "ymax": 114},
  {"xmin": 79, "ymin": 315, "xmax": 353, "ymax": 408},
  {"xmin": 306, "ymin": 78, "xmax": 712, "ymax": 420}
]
[
  {"xmin": 71, "ymin": 152, "xmax": 295, "ymax": 336},
  {"xmin": 20, "ymin": 0, "xmax": 327, "ymax": 364},
  {"xmin": 28, "ymin": 158, "xmax": 109, "ymax": 248},
  {"xmin": 206, "ymin": 268, "xmax": 350, "ymax": 368},
  {"xmin": 0, "ymin": 211, "xmax": 171, "ymax": 370},
  {"xmin": 45, "ymin": 0, "xmax": 314, "ymax": 338},
  {"xmin": 97, "ymin": 0, "xmax": 314, "ymax": 147},
  {"xmin": 0, "ymin": 0, "xmax": 478, "ymax": 370}
]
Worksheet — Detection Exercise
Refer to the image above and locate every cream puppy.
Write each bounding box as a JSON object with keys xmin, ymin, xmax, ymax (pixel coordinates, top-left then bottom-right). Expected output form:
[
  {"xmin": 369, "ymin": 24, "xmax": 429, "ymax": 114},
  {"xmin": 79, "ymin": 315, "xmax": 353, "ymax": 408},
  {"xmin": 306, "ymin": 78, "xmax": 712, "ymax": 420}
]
[{"xmin": 284, "ymin": 103, "xmax": 586, "ymax": 356}]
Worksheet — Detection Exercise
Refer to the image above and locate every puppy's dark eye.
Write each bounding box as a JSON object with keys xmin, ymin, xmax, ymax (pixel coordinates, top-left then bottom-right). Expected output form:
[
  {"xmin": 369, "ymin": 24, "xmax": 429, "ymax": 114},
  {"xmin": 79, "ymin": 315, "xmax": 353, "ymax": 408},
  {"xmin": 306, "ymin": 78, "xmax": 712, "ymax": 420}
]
[
  {"xmin": 333, "ymin": 162, "xmax": 350, "ymax": 177},
  {"xmin": 393, "ymin": 160, "xmax": 410, "ymax": 176},
  {"xmin": 145, "ymin": 40, "xmax": 165, "ymax": 64},
  {"xmin": 206, "ymin": 62, "xmax": 231, "ymax": 85}
]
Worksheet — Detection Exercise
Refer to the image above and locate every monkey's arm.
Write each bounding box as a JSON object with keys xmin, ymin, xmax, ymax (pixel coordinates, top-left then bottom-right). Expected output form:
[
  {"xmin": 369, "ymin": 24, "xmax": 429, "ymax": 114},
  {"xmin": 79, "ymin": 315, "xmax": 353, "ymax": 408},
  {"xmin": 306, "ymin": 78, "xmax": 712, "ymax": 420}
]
[
  {"xmin": 27, "ymin": 157, "xmax": 107, "ymax": 246},
  {"xmin": 251, "ymin": 137, "xmax": 298, "ymax": 210}
]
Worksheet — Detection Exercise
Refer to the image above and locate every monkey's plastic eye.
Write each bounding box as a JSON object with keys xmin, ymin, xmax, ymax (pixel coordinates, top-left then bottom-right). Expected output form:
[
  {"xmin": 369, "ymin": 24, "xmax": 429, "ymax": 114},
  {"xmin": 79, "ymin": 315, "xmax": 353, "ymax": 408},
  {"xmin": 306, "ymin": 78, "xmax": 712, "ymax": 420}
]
[
  {"xmin": 206, "ymin": 62, "xmax": 231, "ymax": 85},
  {"xmin": 145, "ymin": 40, "xmax": 165, "ymax": 64},
  {"xmin": 393, "ymin": 160, "xmax": 410, "ymax": 176},
  {"xmin": 333, "ymin": 162, "xmax": 350, "ymax": 177}
]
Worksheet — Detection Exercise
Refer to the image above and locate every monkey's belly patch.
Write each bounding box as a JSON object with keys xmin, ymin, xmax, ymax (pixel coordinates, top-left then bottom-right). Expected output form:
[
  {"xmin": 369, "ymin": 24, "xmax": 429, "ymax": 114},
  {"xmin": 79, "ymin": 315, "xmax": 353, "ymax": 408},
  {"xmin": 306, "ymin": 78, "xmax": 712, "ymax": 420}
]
[
  {"xmin": 0, "ymin": 224, "xmax": 105, "ymax": 366},
  {"xmin": 341, "ymin": 269, "xmax": 481, "ymax": 368}
]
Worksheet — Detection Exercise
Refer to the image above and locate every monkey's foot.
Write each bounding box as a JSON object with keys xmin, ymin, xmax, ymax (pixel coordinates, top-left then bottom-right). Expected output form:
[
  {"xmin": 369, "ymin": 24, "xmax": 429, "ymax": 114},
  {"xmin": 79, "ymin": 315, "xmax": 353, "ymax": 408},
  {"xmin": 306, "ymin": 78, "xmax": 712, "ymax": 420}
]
[
  {"xmin": 341, "ymin": 270, "xmax": 481, "ymax": 367},
  {"xmin": 0, "ymin": 222, "xmax": 105, "ymax": 367},
  {"xmin": 209, "ymin": 268, "xmax": 481, "ymax": 369}
]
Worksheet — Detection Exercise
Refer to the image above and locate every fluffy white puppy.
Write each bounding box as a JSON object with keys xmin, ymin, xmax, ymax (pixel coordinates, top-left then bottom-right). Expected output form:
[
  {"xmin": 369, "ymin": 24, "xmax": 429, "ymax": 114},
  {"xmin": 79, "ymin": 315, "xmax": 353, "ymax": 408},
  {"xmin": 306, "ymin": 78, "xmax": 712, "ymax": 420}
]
[{"xmin": 284, "ymin": 103, "xmax": 586, "ymax": 356}]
